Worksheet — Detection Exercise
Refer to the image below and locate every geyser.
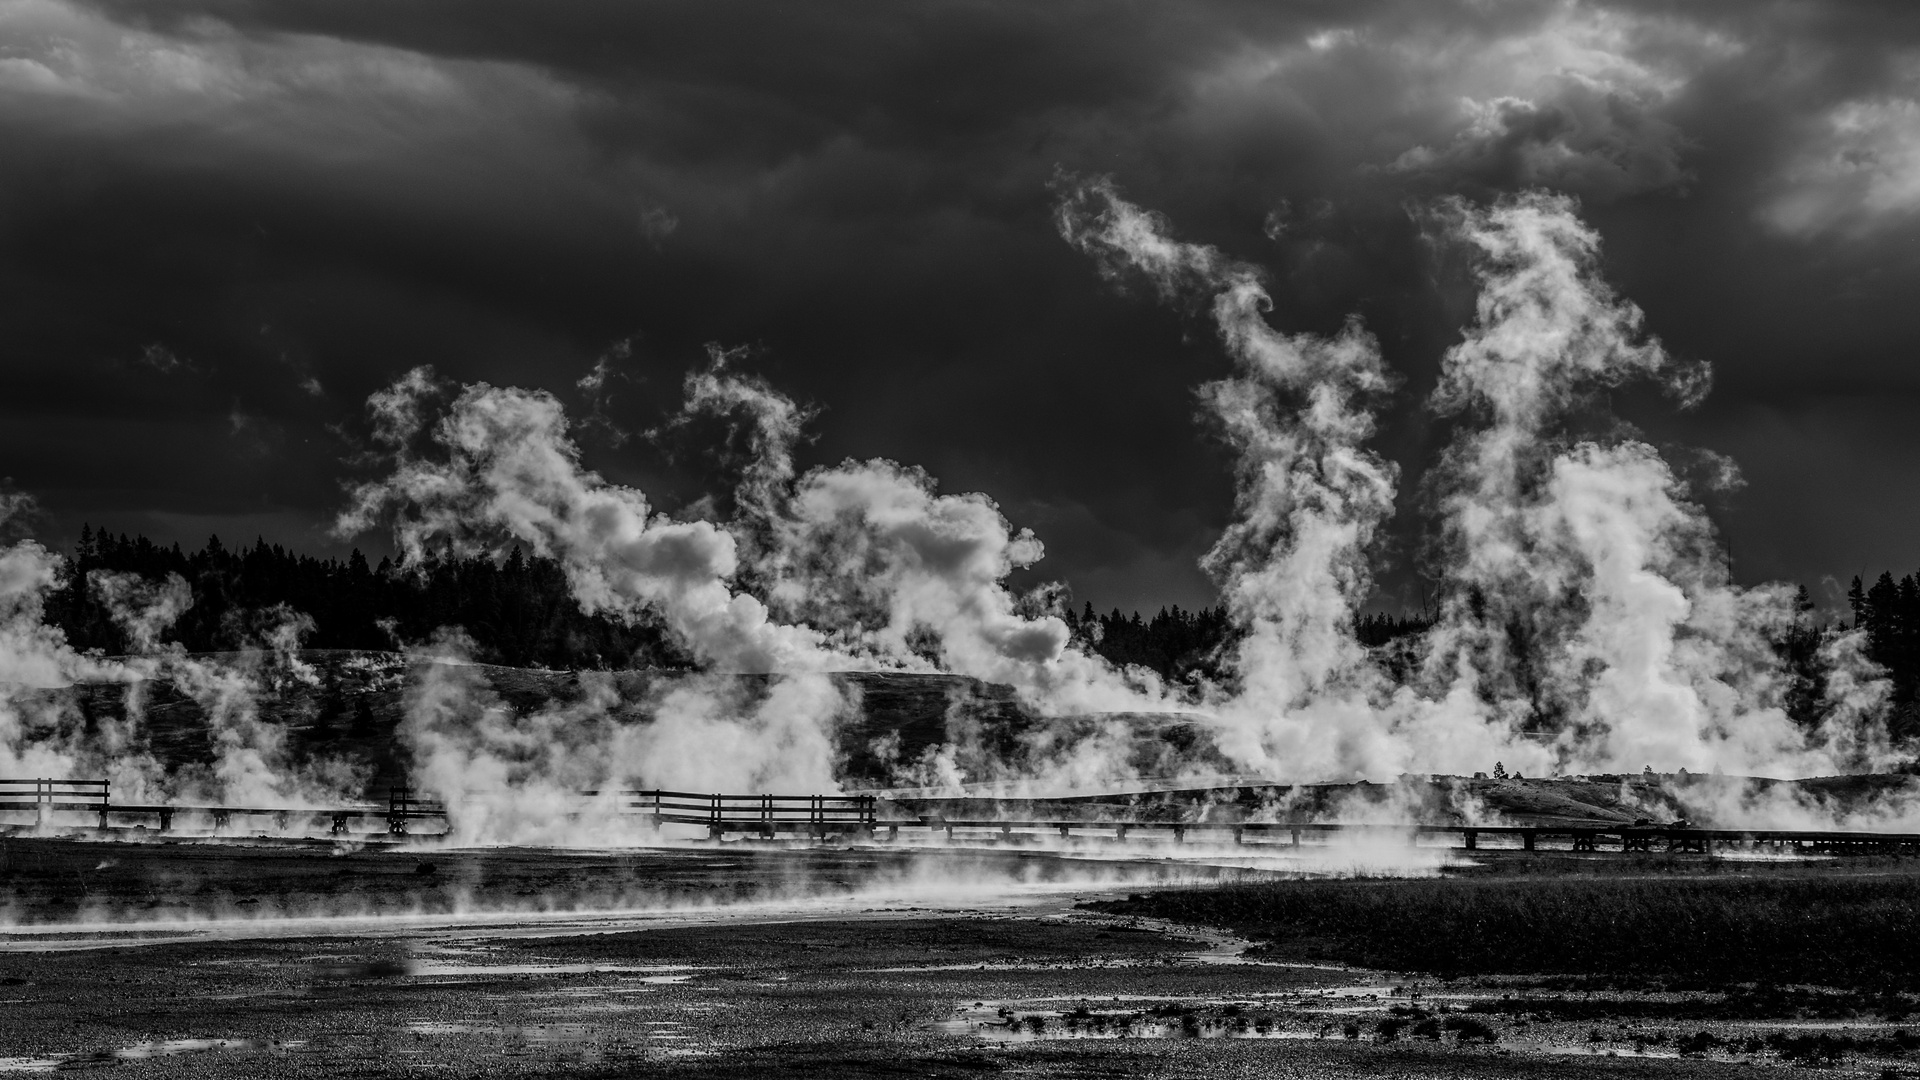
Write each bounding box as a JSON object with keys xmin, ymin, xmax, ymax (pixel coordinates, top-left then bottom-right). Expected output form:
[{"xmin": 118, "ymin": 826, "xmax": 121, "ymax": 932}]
[{"xmin": 0, "ymin": 187, "xmax": 1903, "ymax": 840}]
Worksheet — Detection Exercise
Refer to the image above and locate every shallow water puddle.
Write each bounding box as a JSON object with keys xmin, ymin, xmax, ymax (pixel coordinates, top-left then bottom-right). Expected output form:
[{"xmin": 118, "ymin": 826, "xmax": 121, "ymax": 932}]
[
  {"xmin": 938, "ymin": 1010, "xmax": 1320, "ymax": 1041},
  {"xmin": 0, "ymin": 1037, "xmax": 310, "ymax": 1071},
  {"xmin": 409, "ymin": 961, "xmax": 691, "ymax": 977},
  {"xmin": 1519, "ymin": 1039, "xmax": 1682, "ymax": 1059},
  {"xmin": 940, "ymin": 998, "xmax": 1335, "ymax": 1042}
]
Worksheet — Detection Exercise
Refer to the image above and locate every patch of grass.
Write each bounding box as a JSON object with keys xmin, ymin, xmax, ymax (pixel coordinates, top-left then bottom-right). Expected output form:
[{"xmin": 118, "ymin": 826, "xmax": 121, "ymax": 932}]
[
  {"xmin": 1442, "ymin": 1015, "xmax": 1498, "ymax": 1043},
  {"xmin": 1676, "ymin": 1030, "xmax": 1721, "ymax": 1056},
  {"xmin": 1468, "ymin": 985, "xmax": 1915, "ymax": 1021},
  {"xmin": 1092, "ymin": 871, "xmax": 1920, "ymax": 989}
]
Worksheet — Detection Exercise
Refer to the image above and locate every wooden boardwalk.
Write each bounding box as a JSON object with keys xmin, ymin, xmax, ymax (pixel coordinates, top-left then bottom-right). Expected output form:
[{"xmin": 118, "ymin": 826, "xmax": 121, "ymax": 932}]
[
  {"xmin": 0, "ymin": 779, "xmax": 446, "ymax": 837},
  {"xmin": 4, "ymin": 778, "xmax": 1917, "ymax": 854}
]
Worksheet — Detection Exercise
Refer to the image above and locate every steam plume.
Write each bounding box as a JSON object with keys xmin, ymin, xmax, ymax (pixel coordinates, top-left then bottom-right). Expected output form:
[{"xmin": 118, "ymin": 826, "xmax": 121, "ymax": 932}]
[
  {"xmin": 1417, "ymin": 192, "xmax": 1890, "ymax": 776},
  {"xmin": 1056, "ymin": 180, "xmax": 1892, "ymax": 783},
  {"xmin": 1057, "ymin": 176, "xmax": 1403, "ymax": 777},
  {"xmin": 6, "ymin": 186, "xmax": 1898, "ymax": 838},
  {"xmin": 338, "ymin": 373, "xmax": 839, "ymax": 674}
]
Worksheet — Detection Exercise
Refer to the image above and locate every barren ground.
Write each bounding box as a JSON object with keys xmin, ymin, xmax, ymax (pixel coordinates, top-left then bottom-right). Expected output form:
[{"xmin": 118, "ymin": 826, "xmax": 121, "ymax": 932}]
[{"xmin": 0, "ymin": 839, "xmax": 1912, "ymax": 1078}]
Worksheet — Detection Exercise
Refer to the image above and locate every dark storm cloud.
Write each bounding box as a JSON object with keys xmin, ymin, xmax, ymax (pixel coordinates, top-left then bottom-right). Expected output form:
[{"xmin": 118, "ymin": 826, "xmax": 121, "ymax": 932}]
[{"xmin": 3, "ymin": 0, "xmax": 1920, "ymax": 611}]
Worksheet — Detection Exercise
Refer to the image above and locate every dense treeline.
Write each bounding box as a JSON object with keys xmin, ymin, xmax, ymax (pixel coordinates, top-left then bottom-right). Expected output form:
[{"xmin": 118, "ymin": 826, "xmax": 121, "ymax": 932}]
[
  {"xmin": 1850, "ymin": 572, "xmax": 1920, "ymax": 719},
  {"xmin": 47, "ymin": 526, "xmax": 689, "ymax": 670},
  {"xmin": 1065, "ymin": 603, "xmax": 1237, "ymax": 684},
  {"xmin": 1062, "ymin": 603, "xmax": 1431, "ymax": 685},
  {"xmin": 56, "ymin": 527, "xmax": 1860, "ymax": 700},
  {"xmin": 44, "ymin": 526, "xmax": 1450, "ymax": 677},
  {"xmin": 1355, "ymin": 612, "xmax": 1434, "ymax": 648}
]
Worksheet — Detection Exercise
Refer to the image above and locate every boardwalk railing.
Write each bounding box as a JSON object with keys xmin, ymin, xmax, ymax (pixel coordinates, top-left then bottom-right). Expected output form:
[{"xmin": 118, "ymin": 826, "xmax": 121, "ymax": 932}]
[
  {"xmin": 893, "ymin": 816, "xmax": 1920, "ymax": 854},
  {"xmin": 384, "ymin": 787, "xmax": 448, "ymax": 836},
  {"xmin": 621, "ymin": 790, "xmax": 879, "ymax": 838},
  {"xmin": 6, "ymin": 777, "xmax": 1920, "ymax": 854},
  {"xmin": 0, "ymin": 778, "xmax": 110, "ymax": 828},
  {"xmin": 0, "ymin": 778, "xmax": 423, "ymax": 837}
]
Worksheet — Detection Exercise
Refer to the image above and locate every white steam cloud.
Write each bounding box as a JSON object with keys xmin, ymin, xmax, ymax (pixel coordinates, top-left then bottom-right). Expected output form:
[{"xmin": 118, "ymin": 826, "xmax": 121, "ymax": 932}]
[
  {"xmin": 1056, "ymin": 176, "xmax": 1404, "ymax": 778},
  {"xmin": 1055, "ymin": 180, "xmax": 1892, "ymax": 783},
  {"xmin": 0, "ymin": 519, "xmax": 359, "ymax": 810},
  {"xmin": 1413, "ymin": 192, "xmax": 1888, "ymax": 777},
  {"xmin": 0, "ymin": 184, "xmax": 1901, "ymax": 840}
]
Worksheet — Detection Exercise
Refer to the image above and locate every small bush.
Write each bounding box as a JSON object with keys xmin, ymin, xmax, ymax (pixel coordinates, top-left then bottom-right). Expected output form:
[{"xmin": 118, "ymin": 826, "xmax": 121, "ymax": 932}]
[
  {"xmin": 1443, "ymin": 1015, "xmax": 1499, "ymax": 1044},
  {"xmin": 1770, "ymin": 1033, "xmax": 1848, "ymax": 1064},
  {"xmin": 1676, "ymin": 1031, "xmax": 1722, "ymax": 1056}
]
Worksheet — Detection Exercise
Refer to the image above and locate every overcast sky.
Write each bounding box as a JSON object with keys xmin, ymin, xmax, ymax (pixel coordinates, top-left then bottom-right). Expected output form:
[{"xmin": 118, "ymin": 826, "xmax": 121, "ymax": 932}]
[{"xmin": 3, "ymin": 0, "xmax": 1919, "ymax": 614}]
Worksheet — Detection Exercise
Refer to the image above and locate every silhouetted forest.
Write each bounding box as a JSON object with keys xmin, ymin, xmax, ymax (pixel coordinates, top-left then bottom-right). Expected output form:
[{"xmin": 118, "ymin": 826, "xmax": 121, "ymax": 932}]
[
  {"xmin": 48, "ymin": 526, "xmax": 689, "ymax": 670},
  {"xmin": 1064, "ymin": 602, "xmax": 1236, "ymax": 684},
  {"xmin": 1850, "ymin": 573, "xmax": 1920, "ymax": 731},
  {"xmin": 1062, "ymin": 603, "xmax": 1431, "ymax": 685},
  {"xmin": 44, "ymin": 527, "xmax": 1866, "ymax": 712},
  {"xmin": 1355, "ymin": 613, "xmax": 1435, "ymax": 648},
  {"xmin": 46, "ymin": 529, "xmax": 1438, "ymax": 678}
]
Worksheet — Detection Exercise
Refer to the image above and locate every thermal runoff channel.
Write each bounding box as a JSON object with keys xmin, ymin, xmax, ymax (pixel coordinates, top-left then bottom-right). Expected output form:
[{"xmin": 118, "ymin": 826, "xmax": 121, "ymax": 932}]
[{"xmin": 0, "ymin": 189, "xmax": 1904, "ymax": 839}]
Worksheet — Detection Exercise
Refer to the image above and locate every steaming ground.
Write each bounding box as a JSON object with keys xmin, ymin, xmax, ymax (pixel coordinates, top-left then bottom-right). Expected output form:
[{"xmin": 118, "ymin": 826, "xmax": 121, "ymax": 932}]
[
  {"xmin": 3, "ymin": 189, "xmax": 1915, "ymax": 843},
  {"xmin": 3, "ymin": 840, "xmax": 1917, "ymax": 1077},
  {"xmin": 24, "ymin": 649, "xmax": 1920, "ymax": 839},
  {"xmin": 0, "ymin": 839, "xmax": 1272, "ymax": 937},
  {"xmin": 0, "ymin": 185, "xmax": 1915, "ymax": 1074}
]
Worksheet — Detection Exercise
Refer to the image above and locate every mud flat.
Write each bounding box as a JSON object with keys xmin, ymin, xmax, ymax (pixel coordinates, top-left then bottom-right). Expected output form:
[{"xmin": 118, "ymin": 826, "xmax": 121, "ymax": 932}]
[{"xmin": 2, "ymin": 840, "xmax": 1916, "ymax": 1077}]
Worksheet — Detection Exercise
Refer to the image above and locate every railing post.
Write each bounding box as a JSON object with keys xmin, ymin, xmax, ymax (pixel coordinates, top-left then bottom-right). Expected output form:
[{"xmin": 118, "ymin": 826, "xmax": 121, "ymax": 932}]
[
  {"xmin": 387, "ymin": 786, "xmax": 410, "ymax": 836},
  {"xmin": 35, "ymin": 778, "xmax": 47, "ymax": 829}
]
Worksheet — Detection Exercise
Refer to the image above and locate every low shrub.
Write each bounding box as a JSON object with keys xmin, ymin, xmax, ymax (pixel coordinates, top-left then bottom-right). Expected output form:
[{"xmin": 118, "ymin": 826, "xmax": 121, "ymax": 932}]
[
  {"xmin": 1089, "ymin": 871, "xmax": 1920, "ymax": 989},
  {"xmin": 1442, "ymin": 1015, "xmax": 1498, "ymax": 1043}
]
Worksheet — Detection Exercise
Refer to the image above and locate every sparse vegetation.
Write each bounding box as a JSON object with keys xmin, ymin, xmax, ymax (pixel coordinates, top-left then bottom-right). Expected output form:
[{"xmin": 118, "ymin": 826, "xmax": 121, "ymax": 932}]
[
  {"xmin": 1442, "ymin": 1015, "xmax": 1498, "ymax": 1043},
  {"xmin": 1093, "ymin": 870, "xmax": 1920, "ymax": 989}
]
